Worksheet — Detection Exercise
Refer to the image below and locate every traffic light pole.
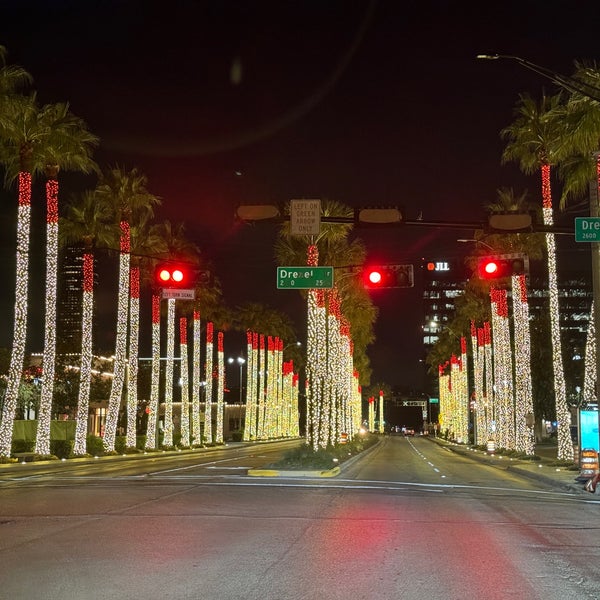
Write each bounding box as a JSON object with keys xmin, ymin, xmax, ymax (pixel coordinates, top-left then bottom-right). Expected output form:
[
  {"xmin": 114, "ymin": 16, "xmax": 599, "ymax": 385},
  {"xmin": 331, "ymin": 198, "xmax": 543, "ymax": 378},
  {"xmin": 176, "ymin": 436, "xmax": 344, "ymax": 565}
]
[{"xmin": 591, "ymin": 153, "xmax": 600, "ymax": 403}]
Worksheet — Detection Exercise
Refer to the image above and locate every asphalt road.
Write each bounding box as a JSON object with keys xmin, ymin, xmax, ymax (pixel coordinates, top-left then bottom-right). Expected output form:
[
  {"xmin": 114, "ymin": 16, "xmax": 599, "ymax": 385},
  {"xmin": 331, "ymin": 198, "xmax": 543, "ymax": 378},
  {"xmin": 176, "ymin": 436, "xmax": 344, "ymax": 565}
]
[{"xmin": 1, "ymin": 436, "xmax": 599, "ymax": 600}]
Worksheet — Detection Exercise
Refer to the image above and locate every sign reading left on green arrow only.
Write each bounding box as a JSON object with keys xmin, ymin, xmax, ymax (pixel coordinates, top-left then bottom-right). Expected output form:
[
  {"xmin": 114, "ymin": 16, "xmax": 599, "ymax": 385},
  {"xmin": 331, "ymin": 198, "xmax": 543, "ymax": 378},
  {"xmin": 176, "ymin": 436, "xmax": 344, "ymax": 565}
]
[{"xmin": 277, "ymin": 266, "xmax": 334, "ymax": 289}]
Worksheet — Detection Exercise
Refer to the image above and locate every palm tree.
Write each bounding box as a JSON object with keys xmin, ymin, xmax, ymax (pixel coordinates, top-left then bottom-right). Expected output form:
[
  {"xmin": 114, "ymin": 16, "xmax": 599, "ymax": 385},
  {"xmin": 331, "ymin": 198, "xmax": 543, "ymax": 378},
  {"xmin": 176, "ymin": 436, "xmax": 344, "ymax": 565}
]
[
  {"xmin": 0, "ymin": 51, "xmax": 33, "ymax": 457},
  {"xmin": 501, "ymin": 93, "xmax": 574, "ymax": 460},
  {"xmin": 0, "ymin": 46, "xmax": 32, "ymax": 132},
  {"xmin": 152, "ymin": 221, "xmax": 200, "ymax": 447},
  {"xmin": 60, "ymin": 189, "xmax": 115, "ymax": 455},
  {"xmin": 34, "ymin": 102, "xmax": 98, "ymax": 456},
  {"xmin": 125, "ymin": 218, "xmax": 165, "ymax": 449},
  {"xmin": 97, "ymin": 167, "xmax": 161, "ymax": 452},
  {"xmin": 276, "ymin": 199, "xmax": 375, "ymax": 448}
]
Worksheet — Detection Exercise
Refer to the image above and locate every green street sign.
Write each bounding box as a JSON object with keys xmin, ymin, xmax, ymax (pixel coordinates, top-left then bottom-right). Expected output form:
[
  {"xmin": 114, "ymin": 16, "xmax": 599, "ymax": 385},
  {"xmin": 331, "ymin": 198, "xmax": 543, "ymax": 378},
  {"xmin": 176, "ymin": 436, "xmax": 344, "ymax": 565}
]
[
  {"xmin": 277, "ymin": 266, "xmax": 334, "ymax": 289},
  {"xmin": 575, "ymin": 217, "xmax": 600, "ymax": 242}
]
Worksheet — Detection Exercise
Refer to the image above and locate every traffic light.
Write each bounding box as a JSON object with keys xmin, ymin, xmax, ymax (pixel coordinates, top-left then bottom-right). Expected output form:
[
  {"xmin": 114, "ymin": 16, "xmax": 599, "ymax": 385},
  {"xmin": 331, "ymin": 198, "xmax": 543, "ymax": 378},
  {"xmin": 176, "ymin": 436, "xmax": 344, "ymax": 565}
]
[
  {"xmin": 154, "ymin": 263, "xmax": 193, "ymax": 288},
  {"xmin": 363, "ymin": 264, "xmax": 414, "ymax": 288},
  {"xmin": 476, "ymin": 254, "xmax": 528, "ymax": 280}
]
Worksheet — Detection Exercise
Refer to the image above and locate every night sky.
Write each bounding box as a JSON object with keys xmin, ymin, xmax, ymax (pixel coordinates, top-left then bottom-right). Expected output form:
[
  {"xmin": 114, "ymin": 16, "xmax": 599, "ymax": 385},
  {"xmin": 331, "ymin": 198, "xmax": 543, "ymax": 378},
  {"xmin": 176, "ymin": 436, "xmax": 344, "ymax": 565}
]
[{"xmin": 0, "ymin": 1, "xmax": 597, "ymax": 389}]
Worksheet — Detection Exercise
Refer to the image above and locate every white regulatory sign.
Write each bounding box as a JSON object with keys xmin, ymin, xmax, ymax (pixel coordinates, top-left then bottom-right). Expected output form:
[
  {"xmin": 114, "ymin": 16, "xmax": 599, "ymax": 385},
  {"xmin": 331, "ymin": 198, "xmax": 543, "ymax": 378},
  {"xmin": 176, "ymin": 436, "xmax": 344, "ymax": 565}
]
[
  {"xmin": 290, "ymin": 199, "xmax": 321, "ymax": 236},
  {"xmin": 162, "ymin": 288, "xmax": 195, "ymax": 300}
]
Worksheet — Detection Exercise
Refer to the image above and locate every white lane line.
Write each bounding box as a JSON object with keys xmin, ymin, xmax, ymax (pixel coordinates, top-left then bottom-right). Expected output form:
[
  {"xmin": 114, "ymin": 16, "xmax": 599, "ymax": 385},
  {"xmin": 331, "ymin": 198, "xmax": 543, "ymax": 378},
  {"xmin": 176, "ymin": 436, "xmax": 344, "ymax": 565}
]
[{"xmin": 148, "ymin": 457, "xmax": 247, "ymax": 475}]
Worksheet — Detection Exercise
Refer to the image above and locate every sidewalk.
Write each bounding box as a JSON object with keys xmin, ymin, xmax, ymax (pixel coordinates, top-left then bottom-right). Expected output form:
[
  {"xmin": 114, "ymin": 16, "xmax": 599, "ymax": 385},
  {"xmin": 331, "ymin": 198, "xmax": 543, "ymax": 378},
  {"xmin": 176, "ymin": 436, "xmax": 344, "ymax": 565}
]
[{"xmin": 428, "ymin": 437, "xmax": 588, "ymax": 495}]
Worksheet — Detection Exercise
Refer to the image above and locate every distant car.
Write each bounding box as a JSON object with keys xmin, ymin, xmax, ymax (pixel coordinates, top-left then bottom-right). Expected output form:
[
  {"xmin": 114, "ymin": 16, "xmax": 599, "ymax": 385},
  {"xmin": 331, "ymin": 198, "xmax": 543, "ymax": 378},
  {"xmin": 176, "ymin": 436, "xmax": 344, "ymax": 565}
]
[{"xmin": 404, "ymin": 428, "xmax": 415, "ymax": 436}]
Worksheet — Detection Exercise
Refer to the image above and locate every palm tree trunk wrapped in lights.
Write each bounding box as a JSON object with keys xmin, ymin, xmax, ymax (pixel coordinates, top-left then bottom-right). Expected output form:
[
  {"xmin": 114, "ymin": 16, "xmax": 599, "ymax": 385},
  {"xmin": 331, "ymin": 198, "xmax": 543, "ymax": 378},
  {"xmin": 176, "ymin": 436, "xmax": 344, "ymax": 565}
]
[
  {"xmin": 340, "ymin": 319, "xmax": 353, "ymax": 435},
  {"xmin": 103, "ymin": 221, "xmax": 131, "ymax": 452},
  {"xmin": 243, "ymin": 331, "xmax": 256, "ymax": 441},
  {"xmin": 378, "ymin": 390, "xmax": 384, "ymax": 434},
  {"xmin": 471, "ymin": 322, "xmax": 483, "ymax": 446},
  {"xmin": 473, "ymin": 325, "xmax": 487, "ymax": 446},
  {"xmin": 203, "ymin": 322, "xmax": 214, "ymax": 444},
  {"xmin": 180, "ymin": 318, "xmax": 190, "ymax": 447},
  {"xmin": 215, "ymin": 331, "xmax": 225, "ymax": 443},
  {"xmin": 257, "ymin": 334, "xmax": 266, "ymax": 440},
  {"xmin": 145, "ymin": 293, "xmax": 161, "ymax": 450},
  {"xmin": 583, "ymin": 302, "xmax": 596, "ymax": 405},
  {"xmin": 512, "ymin": 275, "xmax": 535, "ymax": 455},
  {"xmin": 265, "ymin": 337, "xmax": 276, "ymax": 437},
  {"xmin": 73, "ymin": 253, "xmax": 95, "ymax": 456},
  {"xmin": 163, "ymin": 298, "xmax": 176, "ymax": 447},
  {"xmin": 352, "ymin": 369, "xmax": 361, "ymax": 435},
  {"xmin": 438, "ymin": 364, "xmax": 450, "ymax": 436},
  {"xmin": 61, "ymin": 189, "xmax": 113, "ymax": 456},
  {"xmin": 0, "ymin": 173, "xmax": 32, "ymax": 457},
  {"xmin": 368, "ymin": 396, "xmax": 375, "ymax": 432},
  {"xmin": 191, "ymin": 310, "xmax": 202, "ymax": 446},
  {"xmin": 490, "ymin": 288, "xmax": 515, "ymax": 450},
  {"xmin": 125, "ymin": 266, "xmax": 140, "ymax": 449},
  {"xmin": 542, "ymin": 170, "xmax": 571, "ymax": 459},
  {"xmin": 454, "ymin": 340, "xmax": 469, "ymax": 444},
  {"xmin": 35, "ymin": 179, "xmax": 59, "ymax": 455},
  {"xmin": 483, "ymin": 322, "xmax": 494, "ymax": 443}
]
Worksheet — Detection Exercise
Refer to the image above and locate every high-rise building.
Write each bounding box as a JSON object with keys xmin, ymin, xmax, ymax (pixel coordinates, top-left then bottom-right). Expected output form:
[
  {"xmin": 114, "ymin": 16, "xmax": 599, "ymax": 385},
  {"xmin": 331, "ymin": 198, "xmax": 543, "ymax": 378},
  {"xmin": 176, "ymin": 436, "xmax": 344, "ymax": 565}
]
[
  {"xmin": 421, "ymin": 252, "xmax": 593, "ymax": 396},
  {"xmin": 57, "ymin": 246, "xmax": 96, "ymax": 354}
]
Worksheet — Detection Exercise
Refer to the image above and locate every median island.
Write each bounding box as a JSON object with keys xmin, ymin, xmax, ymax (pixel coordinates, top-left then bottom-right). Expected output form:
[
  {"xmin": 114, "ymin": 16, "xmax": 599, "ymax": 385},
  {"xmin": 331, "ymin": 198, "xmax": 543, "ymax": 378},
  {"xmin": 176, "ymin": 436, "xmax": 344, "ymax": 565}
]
[{"xmin": 248, "ymin": 432, "xmax": 378, "ymax": 477}]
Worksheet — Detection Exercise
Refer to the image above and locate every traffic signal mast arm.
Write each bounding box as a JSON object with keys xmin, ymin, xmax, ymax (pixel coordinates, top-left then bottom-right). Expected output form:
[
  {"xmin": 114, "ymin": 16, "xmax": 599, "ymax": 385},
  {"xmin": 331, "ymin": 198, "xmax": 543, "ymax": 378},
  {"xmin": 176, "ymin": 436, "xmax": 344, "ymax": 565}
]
[{"xmin": 236, "ymin": 205, "xmax": 574, "ymax": 235}]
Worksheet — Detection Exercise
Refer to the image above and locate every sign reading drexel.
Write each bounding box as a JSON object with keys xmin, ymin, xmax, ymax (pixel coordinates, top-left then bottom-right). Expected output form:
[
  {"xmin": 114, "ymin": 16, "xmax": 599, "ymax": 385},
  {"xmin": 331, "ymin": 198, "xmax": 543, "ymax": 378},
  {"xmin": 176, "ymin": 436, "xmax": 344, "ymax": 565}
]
[
  {"xmin": 575, "ymin": 217, "xmax": 600, "ymax": 242},
  {"xmin": 277, "ymin": 266, "xmax": 333, "ymax": 289}
]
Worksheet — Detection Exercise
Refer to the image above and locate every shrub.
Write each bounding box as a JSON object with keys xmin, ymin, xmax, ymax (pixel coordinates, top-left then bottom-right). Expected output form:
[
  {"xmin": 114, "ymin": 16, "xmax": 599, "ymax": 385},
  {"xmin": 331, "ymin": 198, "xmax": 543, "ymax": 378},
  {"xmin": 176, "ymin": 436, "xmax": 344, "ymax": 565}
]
[
  {"xmin": 50, "ymin": 439, "xmax": 73, "ymax": 459},
  {"xmin": 11, "ymin": 440, "xmax": 34, "ymax": 454},
  {"xmin": 86, "ymin": 435, "xmax": 104, "ymax": 456}
]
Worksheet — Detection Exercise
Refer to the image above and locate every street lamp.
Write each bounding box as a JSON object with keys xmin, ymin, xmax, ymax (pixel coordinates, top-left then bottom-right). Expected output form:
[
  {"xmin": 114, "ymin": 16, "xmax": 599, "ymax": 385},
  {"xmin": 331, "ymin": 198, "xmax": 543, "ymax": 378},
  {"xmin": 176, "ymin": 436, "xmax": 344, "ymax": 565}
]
[
  {"xmin": 477, "ymin": 53, "xmax": 600, "ymax": 403},
  {"xmin": 227, "ymin": 356, "xmax": 246, "ymax": 404},
  {"xmin": 283, "ymin": 341, "xmax": 302, "ymax": 354},
  {"xmin": 457, "ymin": 238, "xmax": 496, "ymax": 252}
]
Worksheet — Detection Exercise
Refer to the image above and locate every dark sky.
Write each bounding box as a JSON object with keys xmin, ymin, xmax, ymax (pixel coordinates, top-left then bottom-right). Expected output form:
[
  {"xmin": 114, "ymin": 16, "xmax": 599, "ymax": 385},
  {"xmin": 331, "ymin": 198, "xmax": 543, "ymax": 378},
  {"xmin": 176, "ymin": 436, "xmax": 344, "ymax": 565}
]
[{"xmin": 0, "ymin": 0, "xmax": 597, "ymax": 389}]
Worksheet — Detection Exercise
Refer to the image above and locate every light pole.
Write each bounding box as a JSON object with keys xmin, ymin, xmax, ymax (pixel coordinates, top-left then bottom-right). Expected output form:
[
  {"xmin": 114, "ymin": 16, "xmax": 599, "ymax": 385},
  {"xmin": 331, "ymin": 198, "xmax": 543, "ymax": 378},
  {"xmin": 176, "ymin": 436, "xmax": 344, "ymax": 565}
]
[
  {"xmin": 228, "ymin": 356, "xmax": 246, "ymax": 404},
  {"xmin": 477, "ymin": 53, "xmax": 600, "ymax": 402},
  {"xmin": 457, "ymin": 238, "xmax": 496, "ymax": 252}
]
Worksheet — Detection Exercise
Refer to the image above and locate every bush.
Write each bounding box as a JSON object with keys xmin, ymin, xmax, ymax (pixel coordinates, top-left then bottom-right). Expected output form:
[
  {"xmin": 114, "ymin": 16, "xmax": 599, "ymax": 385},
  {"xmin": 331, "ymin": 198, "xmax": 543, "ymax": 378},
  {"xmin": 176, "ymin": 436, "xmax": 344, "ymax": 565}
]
[
  {"xmin": 86, "ymin": 435, "xmax": 104, "ymax": 456},
  {"xmin": 11, "ymin": 440, "xmax": 34, "ymax": 454},
  {"xmin": 230, "ymin": 431, "xmax": 243, "ymax": 442},
  {"xmin": 50, "ymin": 439, "xmax": 73, "ymax": 459}
]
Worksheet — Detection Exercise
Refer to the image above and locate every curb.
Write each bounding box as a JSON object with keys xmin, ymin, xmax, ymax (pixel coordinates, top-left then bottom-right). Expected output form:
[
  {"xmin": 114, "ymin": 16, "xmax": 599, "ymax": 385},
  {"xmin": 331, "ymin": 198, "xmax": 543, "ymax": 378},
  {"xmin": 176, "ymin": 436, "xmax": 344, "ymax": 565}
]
[
  {"xmin": 427, "ymin": 437, "xmax": 584, "ymax": 494},
  {"xmin": 247, "ymin": 466, "xmax": 341, "ymax": 478},
  {"xmin": 247, "ymin": 438, "xmax": 383, "ymax": 478}
]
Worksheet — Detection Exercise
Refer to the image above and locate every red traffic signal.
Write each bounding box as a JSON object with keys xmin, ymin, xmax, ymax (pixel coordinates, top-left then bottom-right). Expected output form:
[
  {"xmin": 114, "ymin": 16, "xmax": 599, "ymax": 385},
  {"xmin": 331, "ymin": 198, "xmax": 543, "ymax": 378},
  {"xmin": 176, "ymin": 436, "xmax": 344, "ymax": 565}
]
[
  {"xmin": 363, "ymin": 264, "xmax": 414, "ymax": 288},
  {"xmin": 155, "ymin": 263, "xmax": 192, "ymax": 288},
  {"xmin": 476, "ymin": 254, "xmax": 528, "ymax": 279}
]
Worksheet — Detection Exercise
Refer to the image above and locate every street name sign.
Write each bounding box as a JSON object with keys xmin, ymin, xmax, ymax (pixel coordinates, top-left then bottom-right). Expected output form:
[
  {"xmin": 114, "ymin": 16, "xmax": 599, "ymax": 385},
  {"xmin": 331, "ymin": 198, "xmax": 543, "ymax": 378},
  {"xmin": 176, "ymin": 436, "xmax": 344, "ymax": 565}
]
[
  {"xmin": 277, "ymin": 266, "xmax": 334, "ymax": 289},
  {"xmin": 290, "ymin": 199, "xmax": 321, "ymax": 236},
  {"xmin": 162, "ymin": 288, "xmax": 195, "ymax": 300},
  {"xmin": 575, "ymin": 217, "xmax": 600, "ymax": 242}
]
